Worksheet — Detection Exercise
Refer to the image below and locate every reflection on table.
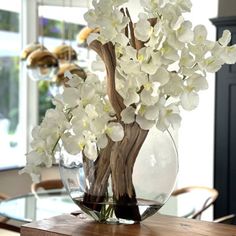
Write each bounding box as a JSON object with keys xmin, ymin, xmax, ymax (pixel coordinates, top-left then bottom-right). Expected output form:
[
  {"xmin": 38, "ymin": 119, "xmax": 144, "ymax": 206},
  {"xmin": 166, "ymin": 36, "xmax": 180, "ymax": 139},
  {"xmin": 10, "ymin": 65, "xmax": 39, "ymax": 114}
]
[
  {"xmin": 0, "ymin": 189, "xmax": 78, "ymax": 223},
  {"xmin": 0, "ymin": 190, "xmax": 194, "ymax": 223}
]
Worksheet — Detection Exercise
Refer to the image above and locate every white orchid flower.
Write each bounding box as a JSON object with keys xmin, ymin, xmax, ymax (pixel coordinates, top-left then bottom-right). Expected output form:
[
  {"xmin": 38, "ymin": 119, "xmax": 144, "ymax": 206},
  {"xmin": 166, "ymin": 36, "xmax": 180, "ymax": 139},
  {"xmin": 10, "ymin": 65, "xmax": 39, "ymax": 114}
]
[
  {"xmin": 84, "ymin": 141, "xmax": 98, "ymax": 161},
  {"xmin": 177, "ymin": 21, "xmax": 194, "ymax": 43},
  {"xmin": 84, "ymin": 0, "xmax": 129, "ymax": 45},
  {"xmin": 105, "ymin": 122, "xmax": 124, "ymax": 142},
  {"xmin": 96, "ymin": 134, "xmax": 108, "ymax": 149},
  {"xmin": 121, "ymin": 107, "xmax": 136, "ymax": 124},
  {"xmin": 200, "ymin": 56, "xmax": 224, "ymax": 73},
  {"xmin": 193, "ymin": 25, "xmax": 207, "ymax": 44},
  {"xmin": 61, "ymin": 133, "xmax": 82, "ymax": 155},
  {"xmin": 150, "ymin": 67, "xmax": 170, "ymax": 85},
  {"xmin": 119, "ymin": 60, "xmax": 141, "ymax": 75},
  {"xmin": 144, "ymin": 105, "xmax": 159, "ymax": 120},
  {"xmin": 25, "ymin": 150, "xmax": 45, "ymax": 166},
  {"xmin": 156, "ymin": 104, "xmax": 182, "ymax": 131},
  {"xmin": 167, "ymin": 32, "xmax": 185, "ymax": 50},
  {"xmin": 134, "ymin": 17, "xmax": 153, "ymax": 42},
  {"xmin": 220, "ymin": 45, "xmax": 236, "ymax": 64},
  {"xmin": 140, "ymin": 82, "xmax": 160, "ymax": 106},
  {"xmin": 161, "ymin": 42, "xmax": 179, "ymax": 62},
  {"xmin": 180, "ymin": 90, "xmax": 199, "ymax": 111},
  {"xmin": 218, "ymin": 30, "xmax": 231, "ymax": 47},
  {"xmin": 140, "ymin": 0, "xmax": 163, "ymax": 16},
  {"xmin": 176, "ymin": 0, "xmax": 192, "ymax": 12},
  {"xmin": 137, "ymin": 47, "xmax": 162, "ymax": 75},
  {"xmin": 85, "ymin": 104, "xmax": 98, "ymax": 119},
  {"xmin": 180, "ymin": 73, "xmax": 208, "ymax": 110},
  {"xmin": 136, "ymin": 115, "xmax": 155, "ymax": 130},
  {"xmin": 162, "ymin": 73, "xmax": 184, "ymax": 97},
  {"xmin": 62, "ymin": 87, "xmax": 81, "ymax": 107},
  {"xmin": 123, "ymin": 88, "xmax": 140, "ymax": 106},
  {"xmin": 188, "ymin": 42, "xmax": 213, "ymax": 62},
  {"xmin": 179, "ymin": 47, "xmax": 195, "ymax": 68},
  {"xmin": 162, "ymin": 3, "xmax": 182, "ymax": 30},
  {"xmin": 65, "ymin": 73, "xmax": 84, "ymax": 88},
  {"xmin": 187, "ymin": 73, "xmax": 208, "ymax": 92}
]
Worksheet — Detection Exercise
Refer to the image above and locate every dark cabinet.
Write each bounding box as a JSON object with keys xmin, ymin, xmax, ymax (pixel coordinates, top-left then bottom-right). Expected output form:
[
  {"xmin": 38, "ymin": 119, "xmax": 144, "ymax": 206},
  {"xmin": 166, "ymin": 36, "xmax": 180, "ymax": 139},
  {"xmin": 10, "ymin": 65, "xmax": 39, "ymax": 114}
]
[{"xmin": 211, "ymin": 16, "xmax": 236, "ymax": 218}]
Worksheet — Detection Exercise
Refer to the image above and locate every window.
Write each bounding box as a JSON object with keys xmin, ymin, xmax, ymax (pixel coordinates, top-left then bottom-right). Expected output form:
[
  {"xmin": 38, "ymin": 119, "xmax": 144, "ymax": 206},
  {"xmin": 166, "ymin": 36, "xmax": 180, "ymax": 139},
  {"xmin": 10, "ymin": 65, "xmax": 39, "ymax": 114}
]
[
  {"xmin": 37, "ymin": 5, "xmax": 88, "ymax": 122},
  {"xmin": 0, "ymin": 1, "xmax": 89, "ymax": 170},
  {"xmin": 0, "ymin": 1, "xmax": 23, "ymax": 169}
]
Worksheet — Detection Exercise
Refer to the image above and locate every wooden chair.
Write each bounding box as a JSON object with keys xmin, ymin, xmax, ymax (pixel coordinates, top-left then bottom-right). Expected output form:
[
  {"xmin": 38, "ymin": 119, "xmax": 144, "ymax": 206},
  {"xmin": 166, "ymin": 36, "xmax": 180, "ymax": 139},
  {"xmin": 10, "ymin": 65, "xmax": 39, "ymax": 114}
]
[
  {"xmin": 171, "ymin": 186, "xmax": 219, "ymax": 220},
  {"xmin": 31, "ymin": 179, "xmax": 64, "ymax": 194},
  {"xmin": 214, "ymin": 214, "xmax": 236, "ymax": 224},
  {"xmin": 0, "ymin": 193, "xmax": 20, "ymax": 233},
  {"xmin": 0, "ymin": 193, "xmax": 9, "ymax": 224}
]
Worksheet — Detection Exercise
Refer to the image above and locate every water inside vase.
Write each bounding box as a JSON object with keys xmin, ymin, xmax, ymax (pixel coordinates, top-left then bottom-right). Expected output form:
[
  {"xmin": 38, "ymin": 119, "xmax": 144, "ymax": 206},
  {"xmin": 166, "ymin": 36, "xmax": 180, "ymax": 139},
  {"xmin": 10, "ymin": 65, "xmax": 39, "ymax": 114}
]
[{"xmin": 73, "ymin": 197, "xmax": 163, "ymax": 224}]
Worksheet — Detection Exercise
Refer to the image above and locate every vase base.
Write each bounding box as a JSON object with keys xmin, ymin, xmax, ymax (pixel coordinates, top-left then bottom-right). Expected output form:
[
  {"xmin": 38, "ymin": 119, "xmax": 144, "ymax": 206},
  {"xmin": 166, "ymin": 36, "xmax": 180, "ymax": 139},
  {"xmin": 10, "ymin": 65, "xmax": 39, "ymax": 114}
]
[{"xmin": 73, "ymin": 197, "xmax": 163, "ymax": 224}]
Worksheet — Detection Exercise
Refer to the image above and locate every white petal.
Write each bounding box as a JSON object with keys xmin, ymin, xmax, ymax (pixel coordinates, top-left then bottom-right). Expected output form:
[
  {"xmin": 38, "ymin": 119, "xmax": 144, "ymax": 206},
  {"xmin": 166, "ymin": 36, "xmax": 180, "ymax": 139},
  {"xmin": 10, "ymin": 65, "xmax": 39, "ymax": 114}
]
[
  {"xmin": 62, "ymin": 87, "xmax": 80, "ymax": 106},
  {"xmin": 162, "ymin": 43, "xmax": 179, "ymax": 61},
  {"xmin": 123, "ymin": 89, "xmax": 140, "ymax": 106},
  {"xmin": 156, "ymin": 118, "xmax": 169, "ymax": 132},
  {"xmin": 134, "ymin": 18, "xmax": 152, "ymax": 42},
  {"xmin": 85, "ymin": 104, "xmax": 98, "ymax": 119},
  {"xmin": 61, "ymin": 134, "xmax": 81, "ymax": 155},
  {"xmin": 180, "ymin": 48, "xmax": 195, "ymax": 68},
  {"xmin": 121, "ymin": 107, "xmax": 135, "ymax": 124},
  {"xmin": 181, "ymin": 91, "xmax": 199, "ymax": 111},
  {"xmin": 136, "ymin": 115, "xmax": 155, "ymax": 130},
  {"xmin": 177, "ymin": 0, "xmax": 192, "ymax": 12},
  {"xmin": 97, "ymin": 134, "xmax": 108, "ymax": 149},
  {"xmin": 91, "ymin": 55, "xmax": 105, "ymax": 72},
  {"xmin": 162, "ymin": 74, "xmax": 183, "ymax": 97},
  {"xmin": 66, "ymin": 74, "xmax": 84, "ymax": 87},
  {"xmin": 144, "ymin": 105, "xmax": 159, "ymax": 120},
  {"xmin": 141, "ymin": 89, "xmax": 159, "ymax": 106},
  {"xmin": 113, "ymin": 33, "xmax": 129, "ymax": 46},
  {"xmin": 177, "ymin": 21, "xmax": 194, "ymax": 43},
  {"xmin": 168, "ymin": 113, "xmax": 182, "ymax": 130},
  {"xmin": 187, "ymin": 74, "xmax": 208, "ymax": 91},
  {"xmin": 90, "ymin": 117, "xmax": 107, "ymax": 134},
  {"xmin": 193, "ymin": 25, "xmax": 207, "ymax": 44},
  {"xmin": 221, "ymin": 45, "xmax": 236, "ymax": 64},
  {"xmin": 84, "ymin": 141, "xmax": 98, "ymax": 161},
  {"xmin": 31, "ymin": 126, "xmax": 40, "ymax": 139},
  {"xmin": 106, "ymin": 122, "xmax": 124, "ymax": 142},
  {"xmin": 202, "ymin": 57, "xmax": 223, "ymax": 73},
  {"xmin": 141, "ymin": 61, "xmax": 158, "ymax": 75},
  {"xmin": 26, "ymin": 151, "xmax": 44, "ymax": 166},
  {"xmin": 219, "ymin": 30, "xmax": 231, "ymax": 47},
  {"xmin": 87, "ymin": 32, "xmax": 99, "ymax": 45},
  {"xmin": 150, "ymin": 67, "xmax": 170, "ymax": 85}
]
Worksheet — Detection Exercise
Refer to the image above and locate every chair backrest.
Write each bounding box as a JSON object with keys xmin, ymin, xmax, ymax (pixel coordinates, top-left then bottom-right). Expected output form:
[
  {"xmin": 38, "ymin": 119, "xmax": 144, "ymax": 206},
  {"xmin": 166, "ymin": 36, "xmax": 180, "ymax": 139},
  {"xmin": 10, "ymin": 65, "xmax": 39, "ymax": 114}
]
[
  {"xmin": 171, "ymin": 186, "xmax": 219, "ymax": 219},
  {"xmin": 0, "ymin": 193, "xmax": 8, "ymax": 223},
  {"xmin": 31, "ymin": 179, "xmax": 64, "ymax": 194},
  {"xmin": 214, "ymin": 214, "xmax": 236, "ymax": 224}
]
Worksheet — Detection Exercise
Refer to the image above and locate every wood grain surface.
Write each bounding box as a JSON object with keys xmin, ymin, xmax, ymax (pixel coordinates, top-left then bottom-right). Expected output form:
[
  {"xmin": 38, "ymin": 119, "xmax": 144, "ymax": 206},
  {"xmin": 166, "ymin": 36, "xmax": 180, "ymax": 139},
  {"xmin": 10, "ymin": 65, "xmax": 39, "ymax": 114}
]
[{"xmin": 21, "ymin": 213, "xmax": 236, "ymax": 236}]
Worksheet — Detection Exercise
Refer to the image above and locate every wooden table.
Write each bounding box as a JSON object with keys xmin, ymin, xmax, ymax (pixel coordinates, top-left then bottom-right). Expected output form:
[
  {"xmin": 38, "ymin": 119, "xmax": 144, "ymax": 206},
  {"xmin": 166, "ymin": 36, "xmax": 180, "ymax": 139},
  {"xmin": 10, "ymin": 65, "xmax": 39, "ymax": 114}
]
[{"xmin": 20, "ymin": 213, "xmax": 236, "ymax": 236}]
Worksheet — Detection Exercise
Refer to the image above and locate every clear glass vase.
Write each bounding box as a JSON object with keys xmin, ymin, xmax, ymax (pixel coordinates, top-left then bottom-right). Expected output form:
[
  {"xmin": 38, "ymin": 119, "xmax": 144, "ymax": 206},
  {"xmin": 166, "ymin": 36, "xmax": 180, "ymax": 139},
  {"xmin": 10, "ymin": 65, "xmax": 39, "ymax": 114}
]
[{"xmin": 59, "ymin": 127, "xmax": 178, "ymax": 224}]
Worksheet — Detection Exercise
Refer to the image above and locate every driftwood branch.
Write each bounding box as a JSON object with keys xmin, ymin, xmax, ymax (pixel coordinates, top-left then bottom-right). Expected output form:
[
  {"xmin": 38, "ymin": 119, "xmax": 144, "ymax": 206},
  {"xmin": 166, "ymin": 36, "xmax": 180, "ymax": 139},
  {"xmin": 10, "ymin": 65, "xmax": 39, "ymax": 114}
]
[
  {"xmin": 89, "ymin": 40, "xmax": 125, "ymax": 119},
  {"xmin": 82, "ymin": 13, "xmax": 159, "ymax": 221}
]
